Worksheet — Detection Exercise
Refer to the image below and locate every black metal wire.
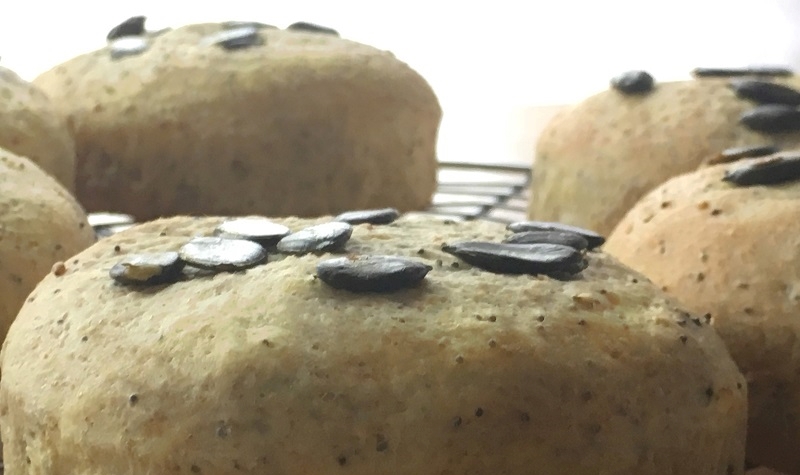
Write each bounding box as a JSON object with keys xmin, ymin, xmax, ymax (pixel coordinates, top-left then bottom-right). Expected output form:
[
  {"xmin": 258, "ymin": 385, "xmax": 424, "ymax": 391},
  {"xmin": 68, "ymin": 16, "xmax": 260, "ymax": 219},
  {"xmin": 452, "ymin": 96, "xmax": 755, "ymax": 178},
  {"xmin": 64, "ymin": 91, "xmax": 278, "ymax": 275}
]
[{"xmin": 429, "ymin": 161, "xmax": 532, "ymax": 223}]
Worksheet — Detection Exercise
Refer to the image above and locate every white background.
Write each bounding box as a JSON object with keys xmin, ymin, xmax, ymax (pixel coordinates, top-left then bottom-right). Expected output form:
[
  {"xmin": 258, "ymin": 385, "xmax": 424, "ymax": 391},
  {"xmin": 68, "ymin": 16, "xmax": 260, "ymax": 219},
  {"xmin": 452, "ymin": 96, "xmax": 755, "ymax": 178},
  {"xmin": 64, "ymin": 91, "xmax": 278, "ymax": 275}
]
[{"xmin": 2, "ymin": 0, "xmax": 800, "ymax": 163}]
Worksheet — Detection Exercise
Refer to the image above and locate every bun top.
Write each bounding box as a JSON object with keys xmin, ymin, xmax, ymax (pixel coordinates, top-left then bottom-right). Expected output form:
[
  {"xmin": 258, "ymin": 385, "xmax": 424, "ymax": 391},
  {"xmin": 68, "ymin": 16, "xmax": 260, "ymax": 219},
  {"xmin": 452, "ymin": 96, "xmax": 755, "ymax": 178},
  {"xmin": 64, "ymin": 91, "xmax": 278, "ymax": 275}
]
[
  {"xmin": 30, "ymin": 19, "xmax": 442, "ymax": 222},
  {"xmin": 0, "ymin": 66, "xmax": 76, "ymax": 190},
  {"xmin": 32, "ymin": 19, "xmax": 434, "ymax": 108},
  {"xmin": 606, "ymin": 150, "xmax": 800, "ymax": 376},
  {"xmin": 0, "ymin": 146, "xmax": 94, "ymax": 343},
  {"xmin": 0, "ymin": 214, "xmax": 746, "ymax": 474},
  {"xmin": 531, "ymin": 68, "xmax": 800, "ymax": 234},
  {"xmin": 604, "ymin": 150, "xmax": 800, "ymax": 473}
]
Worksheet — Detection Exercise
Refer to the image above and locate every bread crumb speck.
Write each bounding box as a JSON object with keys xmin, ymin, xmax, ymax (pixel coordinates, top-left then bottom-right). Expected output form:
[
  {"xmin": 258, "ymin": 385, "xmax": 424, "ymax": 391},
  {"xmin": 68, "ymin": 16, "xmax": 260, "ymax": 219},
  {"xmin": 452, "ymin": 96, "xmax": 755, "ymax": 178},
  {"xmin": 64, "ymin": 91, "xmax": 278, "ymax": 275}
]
[
  {"xmin": 52, "ymin": 261, "xmax": 66, "ymax": 276},
  {"xmin": 375, "ymin": 434, "xmax": 389, "ymax": 452},
  {"xmin": 573, "ymin": 293, "xmax": 601, "ymax": 310}
]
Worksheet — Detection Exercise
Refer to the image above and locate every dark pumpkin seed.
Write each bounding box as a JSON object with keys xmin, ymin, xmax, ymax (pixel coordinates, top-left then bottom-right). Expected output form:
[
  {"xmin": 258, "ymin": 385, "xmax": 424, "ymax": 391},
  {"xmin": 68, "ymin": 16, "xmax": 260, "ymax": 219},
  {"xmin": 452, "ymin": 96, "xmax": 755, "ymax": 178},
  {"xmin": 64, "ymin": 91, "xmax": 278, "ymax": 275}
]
[
  {"xmin": 107, "ymin": 16, "xmax": 147, "ymax": 41},
  {"xmin": 109, "ymin": 37, "xmax": 149, "ymax": 60},
  {"xmin": 708, "ymin": 144, "xmax": 779, "ymax": 165},
  {"xmin": 179, "ymin": 237, "xmax": 267, "ymax": 271},
  {"xmin": 740, "ymin": 104, "xmax": 800, "ymax": 133},
  {"xmin": 277, "ymin": 222, "xmax": 353, "ymax": 254},
  {"xmin": 214, "ymin": 217, "xmax": 291, "ymax": 247},
  {"xmin": 334, "ymin": 208, "xmax": 400, "ymax": 225},
  {"xmin": 610, "ymin": 70, "xmax": 654, "ymax": 95},
  {"xmin": 316, "ymin": 255, "xmax": 431, "ymax": 293},
  {"xmin": 692, "ymin": 66, "xmax": 793, "ymax": 78},
  {"xmin": 287, "ymin": 21, "xmax": 339, "ymax": 36},
  {"xmin": 729, "ymin": 79, "xmax": 800, "ymax": 106},
  {"xmin": 441, "ymin": 241, "xmax": 587, "ymax": 277},
  {"xmin": 722, "ymin": 154, "xmax": 800, "ymax": 186},
  {"xmin": 206, "ymin": 26, "xmax": 264, "ymax": 50},
  {"xmin": 503, "ymin": 230, "xmax": 589, "ymax": 250},
  {"xmin": 110, "ymin": 252, "xmax": 185, "ymax": 285},
  {"xmin": 506, "ymin": 221, "xmax": 605, "ymax": 249}
]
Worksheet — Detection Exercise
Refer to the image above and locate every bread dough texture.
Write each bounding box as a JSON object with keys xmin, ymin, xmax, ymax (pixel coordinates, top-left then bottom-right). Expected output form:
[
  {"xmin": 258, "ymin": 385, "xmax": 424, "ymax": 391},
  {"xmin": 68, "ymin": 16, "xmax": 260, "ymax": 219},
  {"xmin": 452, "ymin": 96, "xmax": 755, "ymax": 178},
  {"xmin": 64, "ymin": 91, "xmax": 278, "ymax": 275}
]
[
  {"xmin": 32, "ymin": 22, "xmax": 441, "ymax": 220},
  {"xmin": 0, "ymin": 146, "xmax": 94, "ymax": 346},
  {"xmin": 0, "ymin": 215, "xmax": 746, "ymax": 475},
  {"xmin": 604, "ymin": 157, "xmax": 800, "ymax": 473},
  {"xmin": 529, "ymin": 75, "xmax": 800, "ymax": 235},
  {"xmin": 0, "ymin": 66, "xmax": 76, "ymax": 191}
]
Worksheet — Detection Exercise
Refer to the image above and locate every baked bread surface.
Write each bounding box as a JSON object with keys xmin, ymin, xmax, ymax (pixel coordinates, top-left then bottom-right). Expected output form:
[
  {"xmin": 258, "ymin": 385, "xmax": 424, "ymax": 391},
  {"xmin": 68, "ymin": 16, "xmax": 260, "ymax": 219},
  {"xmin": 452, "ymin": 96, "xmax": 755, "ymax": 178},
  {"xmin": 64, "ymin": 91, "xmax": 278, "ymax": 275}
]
[
  {"xmin": 605, "ymin": 157, "xmax": 800, "ymax": 473},
  {"xmin": 0, "ymin": 146, "xmax": 94, "ymax": 346},
  {"xmin": 0, "ymin": 214, "xmax": 746, "ymax": 475},
  {"xmin": 529, "ymin": 76, "xmax": 800, "ymax": 235},
  {"xmin": 0, "ymin": 66, "xmax": 76, "ymax": 191},
  {"xmin": 32, "ymin": 22, "xmax": 441, "ymax": 220}
]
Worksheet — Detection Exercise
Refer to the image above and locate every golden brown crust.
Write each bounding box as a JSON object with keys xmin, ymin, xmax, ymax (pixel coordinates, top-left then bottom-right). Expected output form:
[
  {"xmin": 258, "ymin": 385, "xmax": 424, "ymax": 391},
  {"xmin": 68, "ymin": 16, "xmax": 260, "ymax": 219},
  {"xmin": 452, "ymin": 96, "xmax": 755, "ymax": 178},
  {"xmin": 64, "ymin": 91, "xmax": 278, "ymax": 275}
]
[
  {"xmin": 604, "ymin": 158, "xmax": 800, "ymax": 473},
  {"xmin": 529, "ymin": 76, "xmax": 800, "ymax": 235},
  {"xmin": 33, "ymin": 23, "xmax": 441, "ymax": 220},
  {"xmin": 0, "ymin": 146, "xmax": 94, "ymax": 345},
  {"xmin": 0, "ymin": 66, "xmax": 76, "ymax": 191},
  {"xmin": 0, "ymin": 215, "xmax": 746, "ymax": 475}
]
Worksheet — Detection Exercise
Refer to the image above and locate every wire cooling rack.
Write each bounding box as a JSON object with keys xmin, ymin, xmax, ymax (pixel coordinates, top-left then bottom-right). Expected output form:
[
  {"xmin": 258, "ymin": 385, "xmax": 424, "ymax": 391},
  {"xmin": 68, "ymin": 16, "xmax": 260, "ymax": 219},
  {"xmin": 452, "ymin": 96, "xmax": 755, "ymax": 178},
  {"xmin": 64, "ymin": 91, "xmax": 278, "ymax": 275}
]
[
  {"xmin": 415, "ymin": 161, "xmax": 532, "ymax": 223},
  {"xmin": 87, "ymin": 161, "xmax": 533, "ymax": 236}
]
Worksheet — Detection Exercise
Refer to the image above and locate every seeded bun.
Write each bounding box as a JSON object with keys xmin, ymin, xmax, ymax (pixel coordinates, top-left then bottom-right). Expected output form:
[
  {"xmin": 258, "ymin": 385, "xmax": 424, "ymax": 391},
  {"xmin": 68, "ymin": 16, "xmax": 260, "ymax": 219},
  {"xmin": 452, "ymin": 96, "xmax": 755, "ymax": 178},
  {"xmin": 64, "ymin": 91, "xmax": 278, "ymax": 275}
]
[
  {"xmin": 0, "ymin": 214, "xmax": 747, "ymax": 474},
  {"xmin": 604, "ymin": 155, "xmax": 800, "ymax": 473},
  {"xmin": 0, "ymin": 146, "xmax": 95, "ymax": 345},
  {"xmin": 32, "ymin": 20, "xmax": 441, "ymax": 221},
  {"xmin": 529, "ymin": 71, "xmax": 800, "ymax": 235},
  {"xmin": 0, "ymin": 66, "xmax": 76, "ymax": 191}
]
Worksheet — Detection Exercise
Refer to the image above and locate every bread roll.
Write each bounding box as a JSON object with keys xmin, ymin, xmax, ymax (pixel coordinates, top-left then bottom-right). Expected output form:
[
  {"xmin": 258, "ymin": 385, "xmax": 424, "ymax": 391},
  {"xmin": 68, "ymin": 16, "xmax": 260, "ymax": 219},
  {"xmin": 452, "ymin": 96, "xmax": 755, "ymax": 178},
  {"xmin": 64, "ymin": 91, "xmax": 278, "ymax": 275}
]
[
  {"xmin": 604, "ymin": 152, "xmax": 800, "ymax": 473},
  {"xmin": 0, "ymin": 214, "xmax": 746, "ymax": 475},
  {"xmin": 529, "ymin": 68, "xmax": 800, "ymax": 235},
  {"xmin": 32, "ymin": 19, "xmax": 441, "ymax": 221},
  {"xmin": 0, "ymin": 146, "xmax": 95, "ymax": 345},
  {"xmin": 0, "ymin": 66, "xmax": 76, "ymax": 191}
]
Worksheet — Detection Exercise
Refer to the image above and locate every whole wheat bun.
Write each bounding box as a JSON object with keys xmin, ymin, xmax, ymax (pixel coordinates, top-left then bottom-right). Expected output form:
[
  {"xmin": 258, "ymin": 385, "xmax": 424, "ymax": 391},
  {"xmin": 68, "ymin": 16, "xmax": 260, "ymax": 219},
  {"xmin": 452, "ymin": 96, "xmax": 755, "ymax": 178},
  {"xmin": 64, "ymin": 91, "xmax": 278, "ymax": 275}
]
[
  {"xmin": 529, "ymin": 73, "xmax": 800, "ymax": 235},
  {"xmin": 0, "ymin": 66, "xmax": 76, "ymax": 191},
  {"xmin": 32, "ymin": 21, "xmax": 441, "ymax": 221},
  {"xmin": 0, "ymin": 146, "xmax": 95, "ymax": 345},
  {"xmin": 0, "ymin": 215, "xmax": 746, "ymax": 475},
  {"xmin": 604, "ymin": 155, "xmax": 800, "ymax": 473}
]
